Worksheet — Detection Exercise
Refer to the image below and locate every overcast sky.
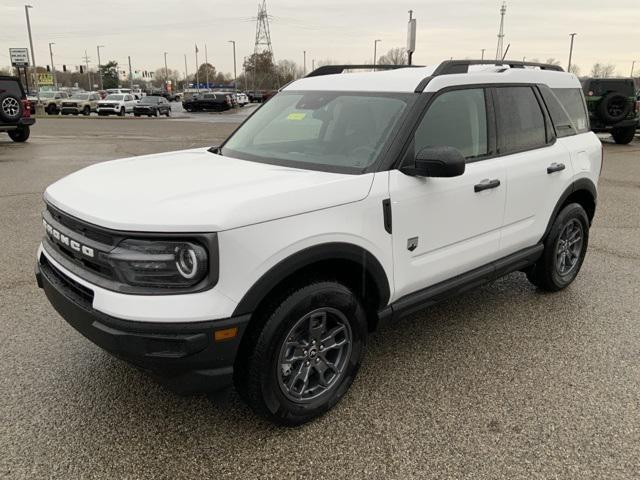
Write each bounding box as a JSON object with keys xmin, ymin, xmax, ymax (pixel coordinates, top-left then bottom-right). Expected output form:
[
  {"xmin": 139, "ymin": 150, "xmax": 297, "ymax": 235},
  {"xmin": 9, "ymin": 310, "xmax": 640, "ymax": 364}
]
[{"xmin": 1, "ymin": 0, "xmax": 638, "ymax": 78}]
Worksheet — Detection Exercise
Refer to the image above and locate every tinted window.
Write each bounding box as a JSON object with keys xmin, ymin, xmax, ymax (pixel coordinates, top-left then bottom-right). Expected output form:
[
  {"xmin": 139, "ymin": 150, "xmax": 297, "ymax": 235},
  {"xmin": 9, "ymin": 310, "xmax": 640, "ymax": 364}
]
[
  {"xmin": 496, "ymin": 87, "xmax": 547, "ymax": 153},
  {"xmin": 0, "ymin": 80, "xmax": 23, "ymax": 97},
  {"xmin": 539, "ymin": 87, "xmax": 576, "ymax": 138},
  {"xmin": 414, "ymin": 88, "xmax": 488, "ymax": 159},
  {"xmin": 553, "ymin": 88, "xmax": 589, "ymax": 133}
]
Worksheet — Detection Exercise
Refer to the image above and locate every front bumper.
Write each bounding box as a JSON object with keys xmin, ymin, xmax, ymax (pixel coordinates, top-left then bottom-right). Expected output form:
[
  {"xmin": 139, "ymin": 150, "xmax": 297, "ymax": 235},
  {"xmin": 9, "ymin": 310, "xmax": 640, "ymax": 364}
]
[
  {"xmin": 97, "ymin": 107, "xmax": 120, "ymax": 114},
  {"xmin": 36, "ymin": 253, "xmax": 250, "ymax": 394}
]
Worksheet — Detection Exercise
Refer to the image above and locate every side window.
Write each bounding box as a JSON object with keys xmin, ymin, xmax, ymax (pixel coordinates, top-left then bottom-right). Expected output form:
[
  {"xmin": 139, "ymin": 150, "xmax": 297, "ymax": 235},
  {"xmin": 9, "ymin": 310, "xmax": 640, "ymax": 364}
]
[
  {"xmin": 414, "ymin": 88, "xmax": 488, "ymax": 159},
  {"xmin": 552, "ymin": 88, "xmax": 589, "ymax": 133},
  {"xmin": 539, "ymin": 86, "xmax": 577, "ymax": 138},
  {"xmin": 495, "ymin": 86, "xmax": 547, "ymax": 154}
]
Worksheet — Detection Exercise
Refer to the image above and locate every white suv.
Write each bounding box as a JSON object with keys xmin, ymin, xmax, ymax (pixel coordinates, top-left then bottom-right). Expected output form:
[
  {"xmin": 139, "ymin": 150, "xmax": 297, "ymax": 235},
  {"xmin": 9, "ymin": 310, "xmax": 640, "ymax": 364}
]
[
  {"xmin": 36, "ymin": 60, "xmax": 601, "ymax": 425},
  {"xmin": 96, "ymin": 93, "xmax": 137, "ymax": 116}
]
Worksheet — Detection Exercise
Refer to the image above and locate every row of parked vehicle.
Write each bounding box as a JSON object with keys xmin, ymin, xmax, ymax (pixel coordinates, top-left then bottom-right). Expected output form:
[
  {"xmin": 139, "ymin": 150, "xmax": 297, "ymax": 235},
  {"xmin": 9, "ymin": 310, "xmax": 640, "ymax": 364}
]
[{"xmin": 182, "ymin": 91, "xmax": 249, "ymax": 112}]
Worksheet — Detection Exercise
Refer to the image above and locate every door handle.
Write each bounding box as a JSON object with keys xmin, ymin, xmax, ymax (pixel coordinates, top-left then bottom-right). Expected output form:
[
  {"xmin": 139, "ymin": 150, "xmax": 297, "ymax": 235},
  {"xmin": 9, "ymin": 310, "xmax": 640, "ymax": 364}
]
[
  {"xmin": 474, "ymin": 179, "xmax": 501, "ymax": 192},
  {"xmin": 547, "ymin": 162, "xmax": 566, "ymax": 174}
]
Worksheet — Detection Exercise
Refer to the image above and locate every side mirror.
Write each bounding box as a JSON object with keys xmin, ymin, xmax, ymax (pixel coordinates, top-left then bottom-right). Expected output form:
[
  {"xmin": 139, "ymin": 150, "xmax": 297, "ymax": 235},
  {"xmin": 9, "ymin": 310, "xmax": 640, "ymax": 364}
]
[{"xmin": 401, "ymin": 146, "xmax": 466, "ymax": 178}]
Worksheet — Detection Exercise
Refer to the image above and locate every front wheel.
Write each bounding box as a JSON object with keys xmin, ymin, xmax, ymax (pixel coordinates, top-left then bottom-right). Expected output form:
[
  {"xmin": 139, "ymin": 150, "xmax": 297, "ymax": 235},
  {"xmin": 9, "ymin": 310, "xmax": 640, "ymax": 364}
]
[
  {"xmin": 8, "ymin": 126, "xmax": 30, "ymax": 142},
  {"xmin": 611, "ymin": 126, "xmax": 636, "ymax": 145},
  {"xmin": 234, "ymin": 281, "xmax": 367, "ymax": 426},
  {"xmin": 527, "ymin": 203, "xmax": 589, "ymax": 291},
  {"xmin": 118, "ymin": 107, "xmax": 125, "ymax": 117},
  {"xmin": 83, "ymin": 106, "xmax": 91, "ymax": 116}
]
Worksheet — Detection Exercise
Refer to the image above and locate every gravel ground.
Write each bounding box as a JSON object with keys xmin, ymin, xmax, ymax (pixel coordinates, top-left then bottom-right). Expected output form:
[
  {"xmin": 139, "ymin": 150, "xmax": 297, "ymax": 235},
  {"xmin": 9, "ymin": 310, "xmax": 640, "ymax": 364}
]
[{"xmin": 0, "ymin": 120, "xmax": 638, "ymax": 479}]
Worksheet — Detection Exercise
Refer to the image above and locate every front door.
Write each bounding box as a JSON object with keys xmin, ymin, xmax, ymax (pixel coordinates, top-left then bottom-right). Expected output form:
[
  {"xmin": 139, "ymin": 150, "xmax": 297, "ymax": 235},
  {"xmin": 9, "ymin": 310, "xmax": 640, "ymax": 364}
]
[{"xmin": 389, "ymin": 87, "xmax": 506, "ymax": 300}]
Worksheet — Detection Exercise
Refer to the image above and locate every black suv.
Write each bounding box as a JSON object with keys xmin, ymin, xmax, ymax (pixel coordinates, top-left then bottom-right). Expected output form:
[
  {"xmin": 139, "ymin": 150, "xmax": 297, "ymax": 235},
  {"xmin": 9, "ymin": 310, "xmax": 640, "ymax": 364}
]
[
  {"xmin": 582, "ymin": 78, "xmax": 638, "ymax": 144},
  {"xmin": 133, "ymin": 95, "xmax": 172, "ymax": 117},
  {"xmin": 182, "ymin": 92, "xmax": 233, "ymax": 112},
  {"xmin": 0, "ymin": 76, "xmax": 35, "ymax": 142}
]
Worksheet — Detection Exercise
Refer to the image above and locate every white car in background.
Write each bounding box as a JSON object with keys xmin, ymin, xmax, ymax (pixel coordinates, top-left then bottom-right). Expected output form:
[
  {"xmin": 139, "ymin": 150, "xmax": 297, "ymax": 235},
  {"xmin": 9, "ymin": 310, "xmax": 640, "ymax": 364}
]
[
  {"xmin": 96, "ymin": 93, "xmax": 137, "ymax": 116},
  {"xmin": 235, "ymin": 92, "xmax": 249, "ymax": 106}
]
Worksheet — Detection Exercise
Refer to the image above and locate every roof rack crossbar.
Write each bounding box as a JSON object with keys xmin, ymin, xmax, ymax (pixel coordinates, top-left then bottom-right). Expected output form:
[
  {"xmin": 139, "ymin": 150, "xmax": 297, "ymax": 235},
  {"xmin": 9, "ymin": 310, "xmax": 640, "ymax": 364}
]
[
  {"xmin": 305, "ymin": 64, "xmax": 419, "ymax": 78},
  {"xmin": 432, "ymin": 59, "xmax": 564, "ymax": 76}
]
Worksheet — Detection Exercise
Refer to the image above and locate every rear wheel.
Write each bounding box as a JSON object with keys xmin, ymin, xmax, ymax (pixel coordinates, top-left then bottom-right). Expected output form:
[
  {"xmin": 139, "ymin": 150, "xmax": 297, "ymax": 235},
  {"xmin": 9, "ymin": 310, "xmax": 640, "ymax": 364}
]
[
  {"xmin": 234, "ymin": 281, "xmax": 367, "ymax": 426},
  {"xmin": 8, "ymin": 126, "xmax": 30, "ymax": 142},
  {"xmin": 527, "ymin": 203, "xmax": 589, "ymax": 291},
  {"xmin": 611, "ymin": 126, "xmax": 636, "ymax": 145}
]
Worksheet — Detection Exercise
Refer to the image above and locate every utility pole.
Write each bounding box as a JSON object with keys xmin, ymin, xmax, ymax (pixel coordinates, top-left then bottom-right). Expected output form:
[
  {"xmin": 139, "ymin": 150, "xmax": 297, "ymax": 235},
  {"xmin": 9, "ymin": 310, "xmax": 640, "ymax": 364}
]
[
  {"xmin": 97, "ymin": 45, "xmax": 104, "ymax": 90},
  {"xmin": 48, "ymin": 42, "xmax": 57, "ymax": 89},
  {"xmin": 128, "ymin": 55, "xmax": 133, "ymax": 89},
  {"xmin": 184, "ymin": 54, "xmax": 188, "ymax": 89},
  {"xmin": 303, "ymin": 50, "xmax": 306, "ymax": 75},
  {"xmin": 632, "ymin": 61, "xmax": 636, "ymax": 77},
  {"xmin": 204, "ymin": 44, "xmax": 209, "ymax": 88},
  {"xmin": 481, "ymin": 49, "xmax": 485, "ymax": 60},
  {"xmin": 25, "ymin": 5, "xmax": 41, "ymax": 110},
  {"xmin": 164, "ymin": 52, "xmax": 169, "ymax": 90},
  {"xmin": 495, "ymin": 2, "xmax": 507, "ymax": 61},
  {"xmin": 373, "ymin": 39, "xmax": 381, "ymax": 70},
  {"xmin": 228, "ymin": 41, "xmax": 237, "ymax": 92},
  {"xmin": 195, "ymin": 44, "xmax": 199, "ymax": 91},
  {"xmin": 407, "ymin": 10, "xmax": 416, "ymax": 66},
  {"xmin": 83, "ymin": 50, "xmax": 92, "ymax": 90},
  {"xmin": 568, "ymin": 33, "xmax": 577, "ymax": 72}
]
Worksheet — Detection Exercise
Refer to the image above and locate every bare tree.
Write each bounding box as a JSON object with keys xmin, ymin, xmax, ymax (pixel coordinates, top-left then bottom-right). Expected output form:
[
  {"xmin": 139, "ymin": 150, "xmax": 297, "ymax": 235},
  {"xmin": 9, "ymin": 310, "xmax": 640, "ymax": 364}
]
[
  {"xmin": 377, "ymin": 47, "xmax": 408, "ymax": 65},
  {"xmin": 153, "ymin": 67, "xmax": 181, "ymax": 88},
  {"xmin": 316, "ymin": 59, "xmax": 338, "ymax": 67},
  {"xmin": 545, "ymin": 58, "xmax": 561, "ymax": 66},
  {"xmin": 568, "ymin": 64, "xmax": 581, "ymax": 76},
  {"xmin": 591, "ymin": 63, "xmax": 616, "ymax": 78},
  {"xmin": 277, "ymin": 59, "xmax": 302, "ymax": 81}
]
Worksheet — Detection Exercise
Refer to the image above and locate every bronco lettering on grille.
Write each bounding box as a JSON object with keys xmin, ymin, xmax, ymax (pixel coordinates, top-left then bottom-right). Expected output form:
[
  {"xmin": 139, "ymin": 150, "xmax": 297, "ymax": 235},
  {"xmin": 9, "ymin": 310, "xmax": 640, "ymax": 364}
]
[{"xmin": 43, "ymin": 218, "xmax": 94, "ymax": 258}]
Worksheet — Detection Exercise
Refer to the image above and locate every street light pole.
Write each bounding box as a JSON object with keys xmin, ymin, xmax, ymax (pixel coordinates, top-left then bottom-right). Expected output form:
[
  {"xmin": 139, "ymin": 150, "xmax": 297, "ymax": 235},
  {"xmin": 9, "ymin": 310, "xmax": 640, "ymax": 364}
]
[
  {"xmin": 164, "ymin": 52, "xmax": 169, "ymax": 90},
  {"xmin": 48, "ymin": 42, "xmax": 56, "ymax": 89},
  {"xmin": 568, "ymin": 33, "xmax": 577, "ymax": 72},
  {"xmin": 24, "ymin": 5, "xmax": 41, "ymax": 110},
  {"xmin": 481, "ymin": 49, "xmax": 485, "ymax": 60},
  {"xmin": 373, "ymin": 39, "xmax": 381, "ymax": 70},
  {"xmin": 184, "ymin": 54, "xmax": 188, "ymax": 90},
  {"xmin": 228, "ymin": 41, "xmax": 237, "ymax": 92},
  {"xmin": 96, "ymin": 45, "xmax": 104, "ymax": 90},
  {"xmin": 204, "ymin": 44, "xmax": 209, "ymax": 89},
  {"xmin": 631, "ymin": 61, "xmax": 636, "ymax": 78},
  {"xmin": 303, "ymin": 50, "xmax": 306, "ymax": 76}
]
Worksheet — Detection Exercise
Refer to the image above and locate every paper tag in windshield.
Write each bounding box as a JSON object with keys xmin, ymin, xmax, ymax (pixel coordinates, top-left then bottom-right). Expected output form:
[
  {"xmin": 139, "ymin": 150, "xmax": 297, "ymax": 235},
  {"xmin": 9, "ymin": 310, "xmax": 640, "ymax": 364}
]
[{"xmin": 287, "ymin": 112, "xmax": 306, "ymax": 121}]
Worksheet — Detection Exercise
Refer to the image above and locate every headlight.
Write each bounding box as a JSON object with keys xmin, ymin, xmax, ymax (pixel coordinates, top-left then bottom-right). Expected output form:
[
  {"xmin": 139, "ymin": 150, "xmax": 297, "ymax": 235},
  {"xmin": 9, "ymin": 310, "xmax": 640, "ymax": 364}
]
[{"xmin": 110, "ymin": 239, "xmax": 208, "ymax": 288}]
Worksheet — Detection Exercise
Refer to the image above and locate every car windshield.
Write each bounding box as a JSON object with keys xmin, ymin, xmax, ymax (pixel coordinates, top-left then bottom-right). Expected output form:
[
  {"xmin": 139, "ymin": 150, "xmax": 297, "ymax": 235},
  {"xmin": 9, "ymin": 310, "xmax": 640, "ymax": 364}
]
[
  {"xmin": 106, "ymin": 95, "xmax": 124, "ymax": 101},
  {"xmin": 71, "ymin": 94, "xmax": 89, "ymax": 100},
  {"xmin": 221, "ymin": 91, "xmax": 410, "ymax": 172},
  {"xmin": 140, "ymin": 97, "xmax": 160, "ymax": 104}
]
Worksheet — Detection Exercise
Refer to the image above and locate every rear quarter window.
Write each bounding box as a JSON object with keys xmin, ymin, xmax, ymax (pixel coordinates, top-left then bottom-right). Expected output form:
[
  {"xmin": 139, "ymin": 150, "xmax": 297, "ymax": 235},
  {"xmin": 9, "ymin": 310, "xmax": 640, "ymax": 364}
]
[
  {"xmin": 0, "ymin": 80, "xmax": 24, "ymax": 98},
  {"xmin": 552, "ymin": 88, "xmax": 589, "ymax": 133}
]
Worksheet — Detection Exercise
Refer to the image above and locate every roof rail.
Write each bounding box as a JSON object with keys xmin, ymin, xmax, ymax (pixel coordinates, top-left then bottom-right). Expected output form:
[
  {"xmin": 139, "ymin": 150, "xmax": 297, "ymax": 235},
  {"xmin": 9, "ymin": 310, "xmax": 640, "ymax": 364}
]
[
  {"xmin": 305, "ymin": 64, "xmax": 419, "ymax": 78},
  {"xmin": 432, "ymin": 59, "xmax": 564, "ymax": 76}
]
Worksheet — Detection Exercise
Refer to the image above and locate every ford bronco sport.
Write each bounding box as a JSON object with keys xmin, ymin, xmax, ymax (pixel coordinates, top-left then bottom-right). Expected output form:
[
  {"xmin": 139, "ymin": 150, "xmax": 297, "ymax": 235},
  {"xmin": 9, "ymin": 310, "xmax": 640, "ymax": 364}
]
[
  {"xmin": 0, "ymin": 75, "xmax": 35, "ymax": 142},
  {"xmin": 36, "ymin": 60, "xmax": 602, "ymax": 425},
  {"xmin": 582, "ymin": 77, "xmax": 638, "ymax": 144}
]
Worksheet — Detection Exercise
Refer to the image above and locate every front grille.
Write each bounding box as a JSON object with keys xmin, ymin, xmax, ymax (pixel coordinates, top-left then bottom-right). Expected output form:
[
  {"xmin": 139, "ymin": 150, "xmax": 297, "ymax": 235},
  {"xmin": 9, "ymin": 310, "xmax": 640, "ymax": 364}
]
[
  {"xmin": 62, "ymin": 102, "xmax": 78, "ymax": 108},
  {"xmin": 47, "ymin": 204, "xmax": 115, "ymax": 245},
  {"xmin": 40, "ymin": 254, "xmax": 94, "ymax": 309}
]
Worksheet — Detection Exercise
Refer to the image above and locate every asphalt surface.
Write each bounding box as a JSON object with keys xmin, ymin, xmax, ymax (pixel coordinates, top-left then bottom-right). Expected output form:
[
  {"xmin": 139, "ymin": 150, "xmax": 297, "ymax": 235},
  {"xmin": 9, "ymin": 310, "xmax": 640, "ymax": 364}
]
[{"xmin": 1, "ymin": 119, "xmax": 639, "ymax": 479}]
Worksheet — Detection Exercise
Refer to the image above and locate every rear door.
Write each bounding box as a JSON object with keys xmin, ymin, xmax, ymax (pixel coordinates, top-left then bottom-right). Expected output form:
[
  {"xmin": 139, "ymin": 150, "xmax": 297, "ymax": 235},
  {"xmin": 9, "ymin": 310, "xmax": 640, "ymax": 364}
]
[
  {"xmin": 389, "ymin": 87, "xmax": 507, "ymax": 299},
  {"xmin": 495, "ymin": 85, "xmax": 574, "ymax": 254}
]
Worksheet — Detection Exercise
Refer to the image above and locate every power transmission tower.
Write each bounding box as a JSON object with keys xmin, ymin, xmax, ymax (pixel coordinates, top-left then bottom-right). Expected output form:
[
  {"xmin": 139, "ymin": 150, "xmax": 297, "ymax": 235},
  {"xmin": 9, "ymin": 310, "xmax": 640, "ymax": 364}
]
[
  {"xmin": 495, "ymin": 2, "xmax": 507, "ymax": 61},
  {"xmin": 253, "ymin": 0, "xmax": 274, "ymax": 58}
]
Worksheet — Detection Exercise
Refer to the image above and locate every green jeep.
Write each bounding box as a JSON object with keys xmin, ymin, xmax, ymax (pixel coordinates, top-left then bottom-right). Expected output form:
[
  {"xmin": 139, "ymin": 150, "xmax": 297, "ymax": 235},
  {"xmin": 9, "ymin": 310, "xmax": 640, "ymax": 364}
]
[{"xmin": 581, "ymin": 78, "xmax": 638, "ymax": 144}]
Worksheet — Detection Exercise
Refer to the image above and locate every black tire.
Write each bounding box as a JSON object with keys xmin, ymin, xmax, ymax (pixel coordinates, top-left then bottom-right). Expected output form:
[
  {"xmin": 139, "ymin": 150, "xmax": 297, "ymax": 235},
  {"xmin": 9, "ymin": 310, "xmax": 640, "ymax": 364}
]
[
  {"xmin": 165, "ymin": 109, "xmax": 171, "ymax": 117},
  {"xmin": 0, "ymin": 92, "xmax": 23, "ymax": 122},
  {"xmin": 8, "ymin": 126, "xmax": 30, "ymax": 142},
  {"xmin": 46, "ymin": 104, "xmax": 58, "ymax": 115},
  {"xmin": 597, "ymin": 92, "xmax": 632, "ymax": 124},
  {"xmin": 611, "ymin": 125, "xmax": 636, "ymax": 145},
  {"xmin": 234, "ymin": 281, "xmax": 367, "ymax": 426},
  {"xmin": 154, "ymin": 109, "xmax": 159, "ymax": 117},
  {"xmin": 83, "ymin": 106, "xmax": 91, "ymax": 116},
  {"xmin": 134, "ymin": 113, "xmax": 140, "ymax": 117},
  {"xmin": 527, "ymin": 203, "xmax": 589, "ymax": 292},
  {"xmin": 118, "ymin": 107, "xmax": 125, "ymax": 117}
]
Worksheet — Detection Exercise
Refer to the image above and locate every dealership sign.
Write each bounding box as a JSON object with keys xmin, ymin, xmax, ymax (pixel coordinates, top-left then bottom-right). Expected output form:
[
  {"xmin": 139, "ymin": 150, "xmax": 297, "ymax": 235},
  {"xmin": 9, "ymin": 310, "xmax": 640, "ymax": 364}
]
[
  {"xmin": 9, "ymin": 48, "xmax": 30, "ymax": 67},
  {"xmin": 38, "ymin": 73, "xmax": 54, "ymax": 85}
]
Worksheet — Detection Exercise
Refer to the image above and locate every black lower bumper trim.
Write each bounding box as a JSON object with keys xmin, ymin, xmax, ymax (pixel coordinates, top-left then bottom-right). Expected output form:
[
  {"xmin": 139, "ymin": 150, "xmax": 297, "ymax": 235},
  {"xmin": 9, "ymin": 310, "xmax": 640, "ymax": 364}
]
[{"xmin": 36, "ymin": 255, "xmax": 250, "ymax": 394}]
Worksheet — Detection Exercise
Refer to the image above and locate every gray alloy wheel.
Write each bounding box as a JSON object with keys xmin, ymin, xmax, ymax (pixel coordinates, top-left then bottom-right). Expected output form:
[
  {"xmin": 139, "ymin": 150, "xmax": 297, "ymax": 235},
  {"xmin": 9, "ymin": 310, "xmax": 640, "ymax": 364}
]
[
  {"xmin": 555, "ymin": 218, "xmax": 584, "ymax": 276},
  {"xmin": 277, "ymin": 307, "xmax": 353, "ymax": 403},
  {"xmin": 2, "ymin": 96, "xmax": 20, "ymax": 119}
]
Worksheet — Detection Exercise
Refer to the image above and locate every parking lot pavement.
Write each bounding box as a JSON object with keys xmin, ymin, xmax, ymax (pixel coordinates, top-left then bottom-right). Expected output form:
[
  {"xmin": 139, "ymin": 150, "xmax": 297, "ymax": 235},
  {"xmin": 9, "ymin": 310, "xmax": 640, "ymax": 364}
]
[{"xmin": 1, "ymin": 120, "xmax": 639, "ymax": 479}]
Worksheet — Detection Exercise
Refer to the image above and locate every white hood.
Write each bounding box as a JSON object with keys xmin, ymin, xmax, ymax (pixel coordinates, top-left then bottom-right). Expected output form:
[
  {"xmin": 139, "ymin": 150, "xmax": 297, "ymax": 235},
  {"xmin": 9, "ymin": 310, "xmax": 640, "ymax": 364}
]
[{"xmin": 44, "ymin": 148, "xmax": 374, "ymax": 232}]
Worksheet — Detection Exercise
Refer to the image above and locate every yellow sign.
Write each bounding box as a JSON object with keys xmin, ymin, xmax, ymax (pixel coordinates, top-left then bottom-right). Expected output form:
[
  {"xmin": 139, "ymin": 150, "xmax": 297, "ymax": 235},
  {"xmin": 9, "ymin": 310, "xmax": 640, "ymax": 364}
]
[
  {"xmin": 38, "ymin": 73, "xmax": 54, "ymax": 85},
  {"xmin": 287, "ymin": 112, "xmax": 306, "ymax": 121}
]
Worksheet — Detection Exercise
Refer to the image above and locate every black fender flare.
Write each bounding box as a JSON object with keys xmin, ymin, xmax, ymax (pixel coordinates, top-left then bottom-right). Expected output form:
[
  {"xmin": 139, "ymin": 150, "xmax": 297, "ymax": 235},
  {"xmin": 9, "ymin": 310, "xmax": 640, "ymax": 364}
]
[
  {"xmin": 232, "ymin": 242, "xmax": 391, "ymax": 317},
  {"xmin": 541, "ymin": 178, "xmax": 597, "ymax": 241}
]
